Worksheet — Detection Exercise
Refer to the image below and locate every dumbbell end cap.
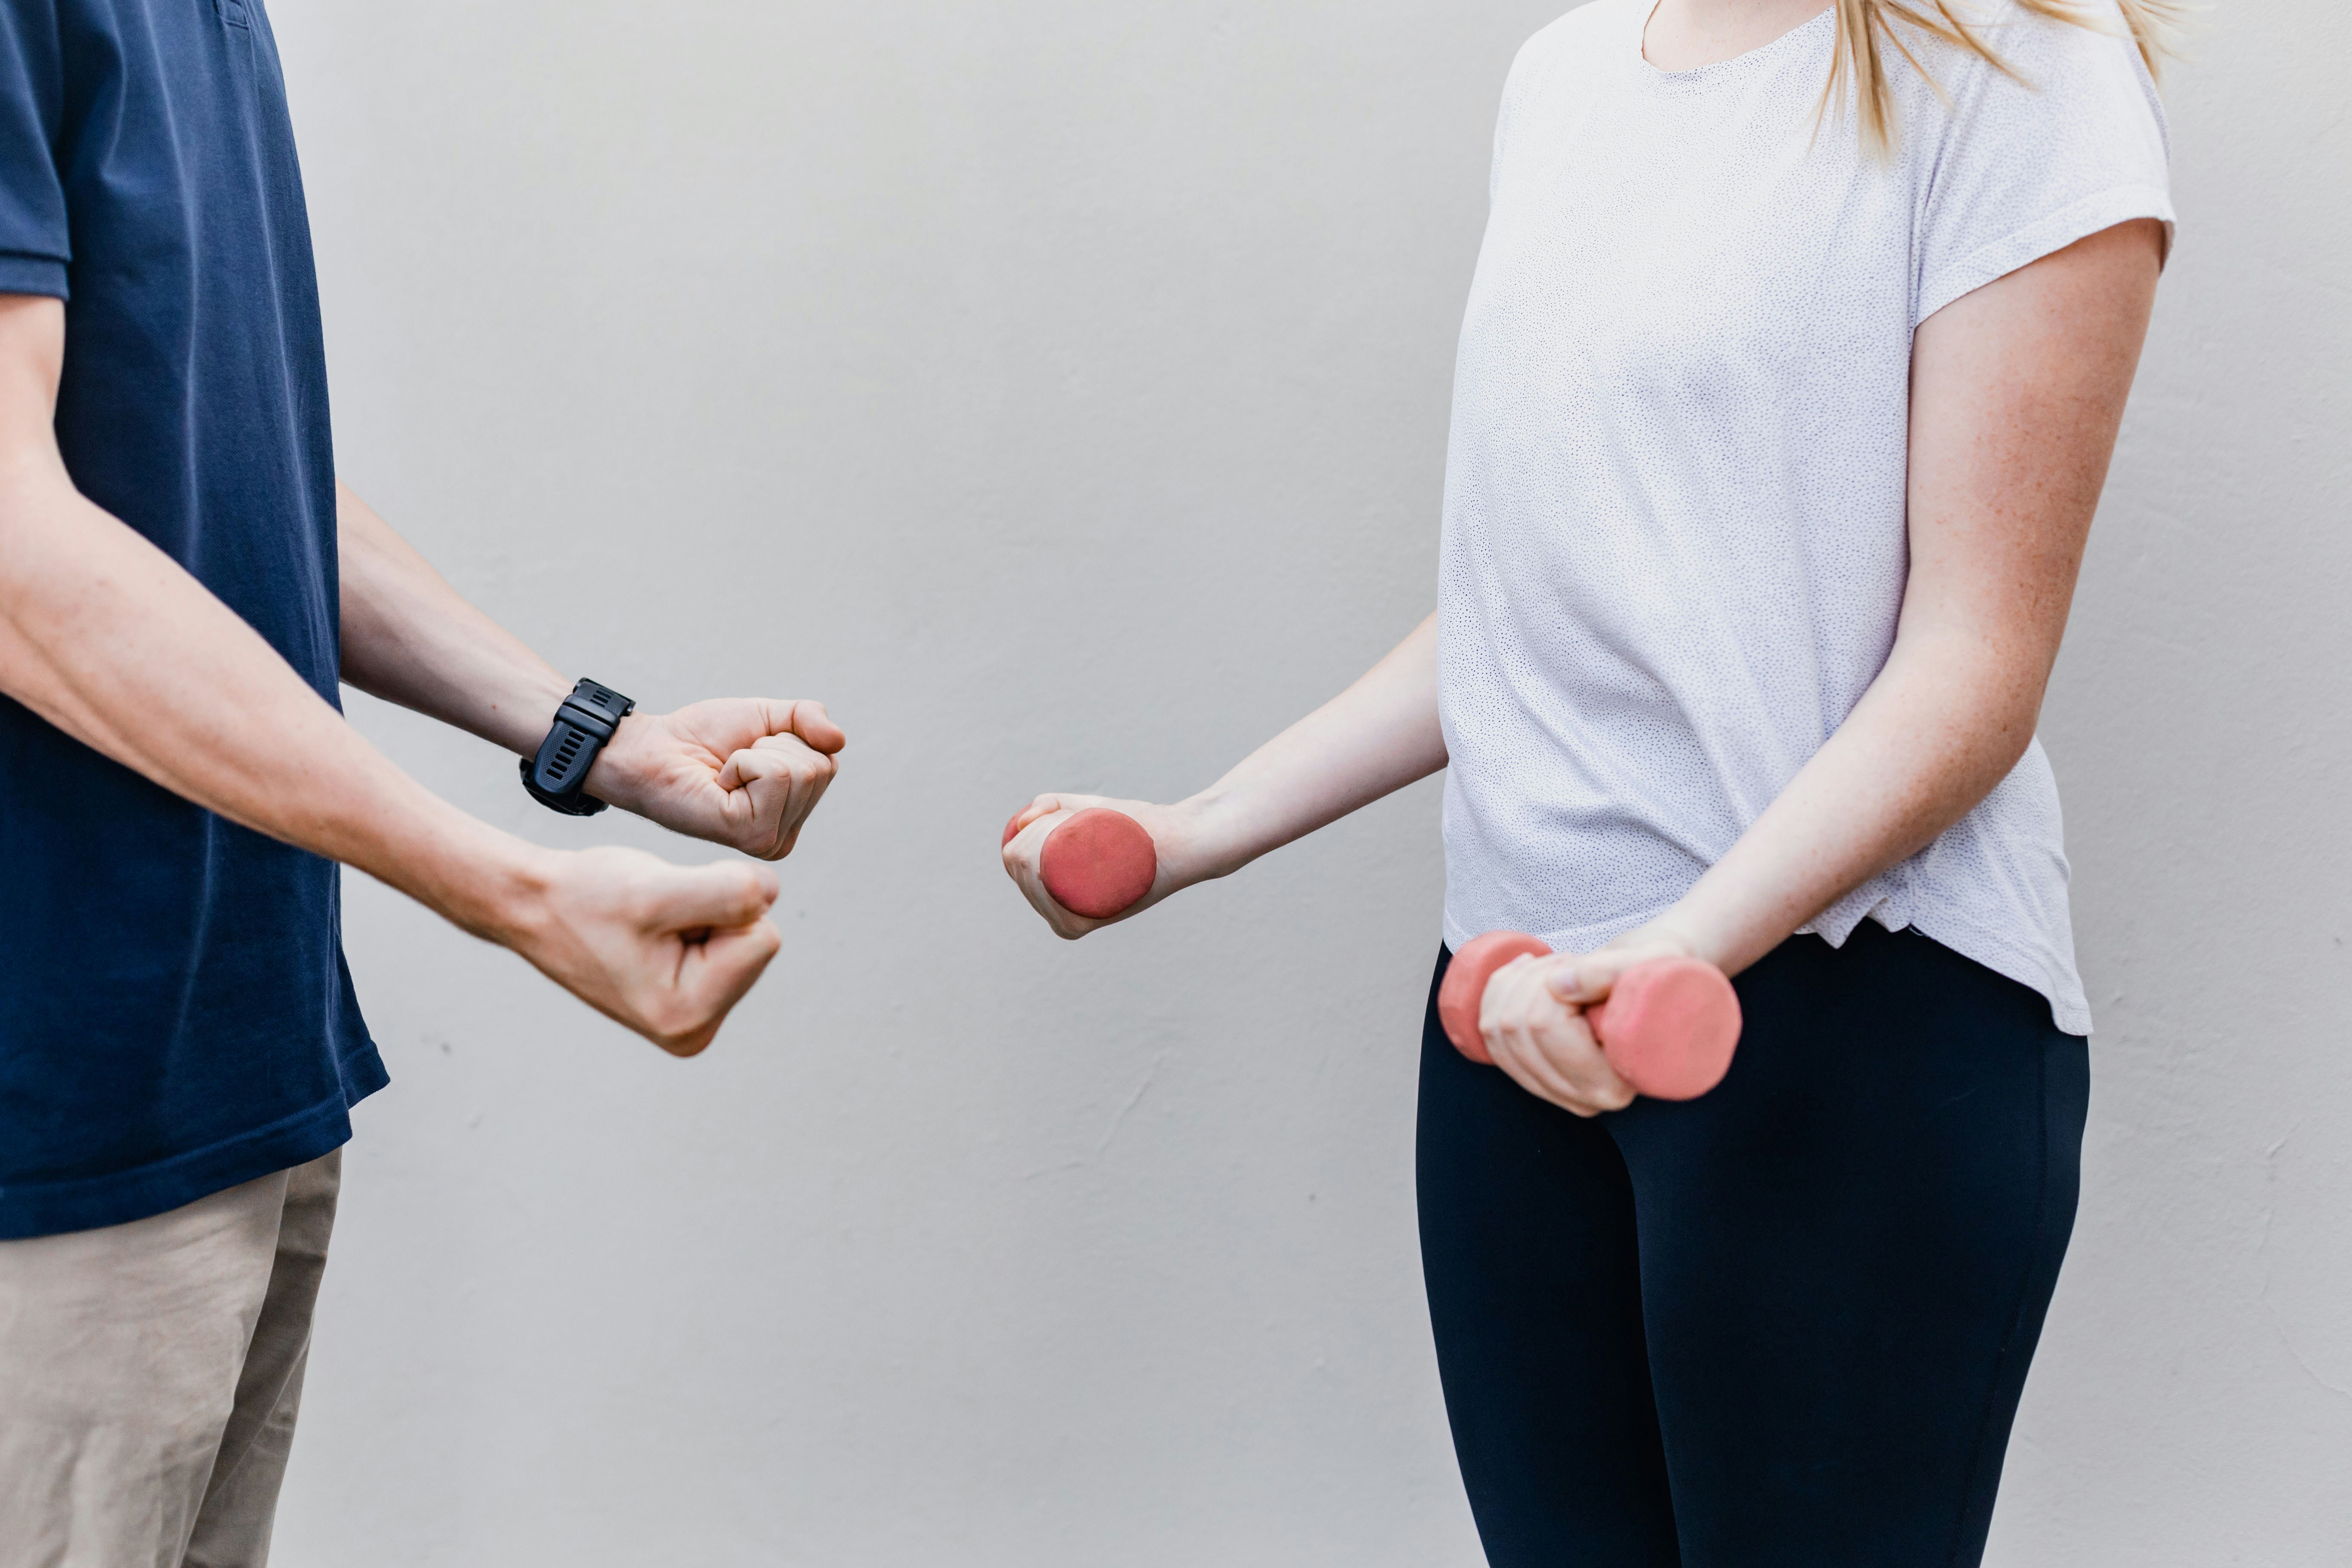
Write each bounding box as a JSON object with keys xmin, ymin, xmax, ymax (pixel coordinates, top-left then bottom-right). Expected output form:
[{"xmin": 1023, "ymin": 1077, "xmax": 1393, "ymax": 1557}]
[
  {"xmin": 1437, "ymin": 931, "xmax": 1554, "ymax": 1066},
  {"xmin": 1038, "ymin": 808, "xmax": 1158, "ymax": 920},
  {"xmin": 1591, "ymin": 958, "xmax": 1740, "ymax": 1100}
]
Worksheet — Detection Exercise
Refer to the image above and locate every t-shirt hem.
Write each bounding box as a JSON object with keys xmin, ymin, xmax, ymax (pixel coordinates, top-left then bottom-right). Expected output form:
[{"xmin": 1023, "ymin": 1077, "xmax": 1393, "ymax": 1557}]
[
  {"xmin": 0, "ymin": 250, "xmax": 69, "ymax": 300},
  {"xmin": 0, "ymin": 1044, "xmax": 388, "ymax": 1241},
  {"xmin": 1793, "ymin": 903, "xmax": 2092, "ymax": 1038},
  {"xmin": 1915, "ymin": 183, "xmax": 2176, "ymax": 328},
  {"xmin": 1893, "ymin": 909, "xmax": 2093, "ymax": 1038}
]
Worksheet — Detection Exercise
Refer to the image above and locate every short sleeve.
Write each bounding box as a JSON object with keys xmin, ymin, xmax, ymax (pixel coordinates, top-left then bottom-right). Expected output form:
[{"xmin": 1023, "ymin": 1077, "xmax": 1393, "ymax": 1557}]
[
  {"xmin": 1910, "ymin": 0, "xmax": 2173, "ymax": 328},
  {"xmin": 1490, "ymin": 36, "xmax": 1538, "ymax": 205},
  {"xmin": 0, "ymin": 0, "xmax": 68, "ymax": 299},
  {"xmin": 1490, "ymin": 19, "xmax": 1574, "ymax": 207}
]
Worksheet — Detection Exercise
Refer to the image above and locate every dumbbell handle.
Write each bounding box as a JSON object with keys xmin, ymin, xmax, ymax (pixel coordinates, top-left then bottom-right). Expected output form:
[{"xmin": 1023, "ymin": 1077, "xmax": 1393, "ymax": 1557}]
[{"xmin": 1437, "ymin": 932, "xmax": 1740, "ymax": 1102}]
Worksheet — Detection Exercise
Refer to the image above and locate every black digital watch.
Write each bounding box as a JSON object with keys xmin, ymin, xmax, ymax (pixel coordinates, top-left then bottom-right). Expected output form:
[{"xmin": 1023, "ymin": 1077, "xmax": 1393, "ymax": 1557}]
[{"xmin": 521, "ymin": 678, "xmax": 635, "ymax": 816}]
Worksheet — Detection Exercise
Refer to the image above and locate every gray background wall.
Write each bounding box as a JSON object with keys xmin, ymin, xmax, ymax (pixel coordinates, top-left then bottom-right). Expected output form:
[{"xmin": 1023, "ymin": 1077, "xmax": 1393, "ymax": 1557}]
[{"xmin": 268, "ymin": 1, "xmax": 2349, "ymax": 1562}]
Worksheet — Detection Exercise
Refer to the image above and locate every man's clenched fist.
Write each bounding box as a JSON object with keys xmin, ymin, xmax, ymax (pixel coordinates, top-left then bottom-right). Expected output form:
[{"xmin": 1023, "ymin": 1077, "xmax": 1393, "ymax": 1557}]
[
  {"xmin": 589, "ymin": 698, "xmax": 845, "ymax": 861},
  {"xmin": 505, "ymin": 845, "xmax": 784, "ymax": 1057}
]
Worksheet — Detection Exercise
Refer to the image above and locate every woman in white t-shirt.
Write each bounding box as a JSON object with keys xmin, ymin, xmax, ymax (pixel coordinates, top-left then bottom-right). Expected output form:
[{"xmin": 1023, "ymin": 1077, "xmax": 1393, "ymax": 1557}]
[{"xmin": 1005, "ymin": 0, "xmax": 2174, "ymax": 1558}]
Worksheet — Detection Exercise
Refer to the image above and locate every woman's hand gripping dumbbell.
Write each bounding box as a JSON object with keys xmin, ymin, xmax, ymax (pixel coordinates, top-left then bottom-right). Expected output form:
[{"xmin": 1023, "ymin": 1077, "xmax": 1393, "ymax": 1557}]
[
  {"xmin": 1000, "ymin": 796, "xmax": 1185, "ymax": 938},
  {"xmin": 1439, "ymin": 932, "xmax": 1742, "ymax": 1107}
]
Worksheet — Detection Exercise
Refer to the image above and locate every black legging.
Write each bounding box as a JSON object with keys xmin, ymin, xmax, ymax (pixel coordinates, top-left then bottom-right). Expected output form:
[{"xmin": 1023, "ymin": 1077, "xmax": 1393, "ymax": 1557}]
[{"xmin": 1417, "ymin": 921, "xmax": 2089, "ymax": 1567}]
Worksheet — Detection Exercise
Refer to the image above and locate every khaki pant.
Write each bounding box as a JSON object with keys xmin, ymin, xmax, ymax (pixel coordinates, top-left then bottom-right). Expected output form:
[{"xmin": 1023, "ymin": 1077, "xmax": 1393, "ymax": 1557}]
[{"xmin": 0, "ymin": 1152, "xmax": 340, "ymax": 1568}]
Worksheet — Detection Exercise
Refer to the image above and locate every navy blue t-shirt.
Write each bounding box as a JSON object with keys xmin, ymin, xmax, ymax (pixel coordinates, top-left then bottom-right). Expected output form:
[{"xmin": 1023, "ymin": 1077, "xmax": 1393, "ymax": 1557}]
[{"xmin": 0, "ymin": 0, "xmax": 383, "ymax": 1238}]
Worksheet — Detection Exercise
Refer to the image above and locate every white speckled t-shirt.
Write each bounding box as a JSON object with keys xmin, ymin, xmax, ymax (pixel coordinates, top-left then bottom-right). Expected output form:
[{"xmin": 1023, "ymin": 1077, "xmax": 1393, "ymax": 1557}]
[{"xmin": 1436, "ymin": 0, "xmax": 2173, "ymax": 1034}]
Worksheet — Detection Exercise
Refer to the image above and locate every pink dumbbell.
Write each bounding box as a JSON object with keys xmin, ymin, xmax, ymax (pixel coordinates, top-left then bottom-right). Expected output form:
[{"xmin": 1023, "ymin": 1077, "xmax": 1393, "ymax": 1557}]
[
  {"xmin": 1002, "ymin": 806, "xmax": 1159, "ymax": 920},
  {"xmin": 1436, "ymin": 932, "xmax": 1742, "ymax": 1101}
]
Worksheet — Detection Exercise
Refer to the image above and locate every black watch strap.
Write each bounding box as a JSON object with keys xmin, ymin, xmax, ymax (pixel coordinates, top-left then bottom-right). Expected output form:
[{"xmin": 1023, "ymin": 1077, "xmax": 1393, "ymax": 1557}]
[{"xmin": 521, "ymin": 678, "xmax": 635, "ymax": 816}]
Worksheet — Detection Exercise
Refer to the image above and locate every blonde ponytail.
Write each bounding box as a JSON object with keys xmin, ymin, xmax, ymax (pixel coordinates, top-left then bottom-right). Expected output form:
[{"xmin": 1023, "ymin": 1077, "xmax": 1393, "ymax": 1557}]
[{"xmin": 1825, "ymin": 0, "xmax": 2188, "ymax": 154}]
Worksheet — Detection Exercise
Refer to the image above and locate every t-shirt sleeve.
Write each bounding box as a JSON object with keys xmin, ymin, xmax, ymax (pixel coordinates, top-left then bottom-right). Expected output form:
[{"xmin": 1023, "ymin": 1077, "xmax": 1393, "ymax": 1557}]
[
  {"xmin": 1490, "ymin": 35, "xmax": 1540, "ymax": 206},
  {"xmin": 0, "ymin": 0, "xmax": 68, "ymax": 299},
  {"xmin": 1910, "ymin": 0, "xmax": 2173, "ymax": 328},
  {"xmin": 1488, "ymin": 18, "xmax": 1572, "ymax": 206}
]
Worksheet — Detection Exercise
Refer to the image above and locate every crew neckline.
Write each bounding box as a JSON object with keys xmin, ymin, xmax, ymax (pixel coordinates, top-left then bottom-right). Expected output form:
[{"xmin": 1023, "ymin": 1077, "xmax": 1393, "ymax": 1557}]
[{"xmin": 1632, "ymin": 0, "xmax": 1836, "ymax": 90}]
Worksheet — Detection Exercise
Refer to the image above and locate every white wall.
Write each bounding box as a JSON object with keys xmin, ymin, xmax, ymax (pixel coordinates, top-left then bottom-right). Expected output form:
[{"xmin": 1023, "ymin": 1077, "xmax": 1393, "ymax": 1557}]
[
  {"xmin": 1982, "ymin": 3, "xmax": 2352, "ymax": 1561},
  {"xmin": 269, "ymin": 2, "xmax": 2350, "ymax": 1563}
]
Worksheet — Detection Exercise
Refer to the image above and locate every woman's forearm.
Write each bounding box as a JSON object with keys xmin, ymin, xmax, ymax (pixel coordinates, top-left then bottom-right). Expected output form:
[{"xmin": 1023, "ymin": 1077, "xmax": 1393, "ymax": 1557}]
[
  {"xmin": 1176, "ymin": 613, "xmax": 1446, "ymax": 879},
  {"xmin": 1642, "ymin": 221, "xmax": 2162, "ymax": 977},
  {"xmin": 1648, "ymin": 629, "xmax": 2043, "ymax": 976}
]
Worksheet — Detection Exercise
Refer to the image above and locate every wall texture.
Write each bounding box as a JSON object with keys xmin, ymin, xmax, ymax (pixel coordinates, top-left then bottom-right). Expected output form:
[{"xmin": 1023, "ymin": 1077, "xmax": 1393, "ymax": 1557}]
[{"xmin": 267, "ymin": 2, "xmax": 2348, "ymax": 1563}]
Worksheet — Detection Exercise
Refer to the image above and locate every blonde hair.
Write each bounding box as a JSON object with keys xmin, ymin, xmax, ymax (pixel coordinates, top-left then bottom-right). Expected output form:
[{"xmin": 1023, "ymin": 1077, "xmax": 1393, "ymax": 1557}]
[{"xmin": 1825, "ymin": 0, "xmax": 2188, "ymax": 153}]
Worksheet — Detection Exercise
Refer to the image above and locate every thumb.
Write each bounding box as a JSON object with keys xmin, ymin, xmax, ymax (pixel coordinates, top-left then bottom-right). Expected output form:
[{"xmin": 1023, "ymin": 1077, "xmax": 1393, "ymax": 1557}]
[
  {"xmin": 1004, "ymin": 795, "xmax": 1068, "ymax": 846},
  {"xmin": 784, "ymin": 700, "xmax": 846, "ymax": 756},
  {"xmin": 643, "ymin": 861, "xmax": 779, "ymax": 935},
  {"xmin": 1544, "ymin": 952, "xmax": 1625, "ymax": 1007},
  {"xmin": 1547, "ymin": 941, "xmax": 1703, "ymax": 1006}
]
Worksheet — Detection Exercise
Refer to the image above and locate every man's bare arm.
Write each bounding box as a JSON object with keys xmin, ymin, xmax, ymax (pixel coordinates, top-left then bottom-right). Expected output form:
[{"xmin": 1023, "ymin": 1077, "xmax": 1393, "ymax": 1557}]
[
  {"xmin": 337, "ymin": 484, "xmax": 846, "ymax": 861},
  {"xmin": 0, "ymin": 294, "xmax": 778, "ymax": 1056},
  {"xmin": 337, "ymin": 482, "xmax": 577, "ymax": 756}
]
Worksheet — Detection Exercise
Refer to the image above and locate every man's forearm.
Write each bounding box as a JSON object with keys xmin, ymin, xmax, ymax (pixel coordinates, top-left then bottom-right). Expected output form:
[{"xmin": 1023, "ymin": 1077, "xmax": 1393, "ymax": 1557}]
[
  {"xmin": 337, "ymin": 481, "xmax": 573, "ymax": 755},
  {"xmin": 0, "ymin": 294, "xmax": 783, "ymax": 1056},
  {"xmin": 335, "ymin": 480, "xmax": 849, "ymax": 857},
  {"xmin": 0, "ymin": 463, "xmax": 552, "ymax": 941}
]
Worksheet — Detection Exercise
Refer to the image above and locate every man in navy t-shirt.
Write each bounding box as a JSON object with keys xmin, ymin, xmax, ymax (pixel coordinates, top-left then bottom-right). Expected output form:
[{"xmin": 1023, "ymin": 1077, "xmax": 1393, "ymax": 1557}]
[{"xmin": 0, "ymin": 0, "xmax": 846, "ymax": 1555}]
